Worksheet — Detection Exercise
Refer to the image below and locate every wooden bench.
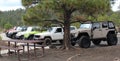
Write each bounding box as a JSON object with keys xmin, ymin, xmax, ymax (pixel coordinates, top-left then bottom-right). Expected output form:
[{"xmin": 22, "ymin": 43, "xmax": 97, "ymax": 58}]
[
  {"xmin": 0, "ymin": 46, "xmax": 23, "ymax": 61},
  {"xmin": 1, "ymin": 40, "xmax": 45, "ymax": 60},
  {"xmin": 21, "ymin": 43, "xmax": 46, "ymax": 57}
]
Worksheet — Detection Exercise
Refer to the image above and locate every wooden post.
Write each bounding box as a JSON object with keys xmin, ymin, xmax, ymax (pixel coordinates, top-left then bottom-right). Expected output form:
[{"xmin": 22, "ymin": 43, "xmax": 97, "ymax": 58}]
[
  {"xmin": 8, "ymin": 41, "xmax": 10, "ymax": 56},
  {"xmin": 27, "ymin": 43, "xmax": 29, "ymax": 61},
  {"xmin": 17, "ymin": 50, "xmax": 21, "ymax": 61},
  {"xmin": 0, "ymin": 48, "xmax": 2, "ymax": 57},
  {"xmin": 34, "ymin": 43, "xmax": 37, "ymax": 57},
  {"xmin": 22, "ymin": 45, "xmax": 25, "ymax": 54},
  {"xmin": 41, "ymin": 46, "xmax": 44, "ymax": 57},
  {"xmin": 15, "ymin": 42, "xmax": 17, "ymax": 55}
]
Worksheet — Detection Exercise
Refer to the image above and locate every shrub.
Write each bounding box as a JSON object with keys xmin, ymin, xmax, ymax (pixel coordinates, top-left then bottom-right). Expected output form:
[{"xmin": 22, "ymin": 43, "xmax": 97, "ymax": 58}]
[{"xmin": 4, "ymin": 23, "xmax": 13, "ymax": 30}]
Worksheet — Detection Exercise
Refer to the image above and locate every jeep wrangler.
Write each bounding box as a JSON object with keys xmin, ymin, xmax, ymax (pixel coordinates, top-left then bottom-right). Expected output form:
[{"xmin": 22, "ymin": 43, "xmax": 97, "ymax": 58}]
[{"xmin": 73, "ymin": 21, "xmax": 118, "ymax": 48}]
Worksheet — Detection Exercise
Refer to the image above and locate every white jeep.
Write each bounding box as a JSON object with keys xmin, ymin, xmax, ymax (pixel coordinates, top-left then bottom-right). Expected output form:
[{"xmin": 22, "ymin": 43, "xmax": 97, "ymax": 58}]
[{"xmin": 34, "ymin": 26, "xmax": 77, "ymax": 45}]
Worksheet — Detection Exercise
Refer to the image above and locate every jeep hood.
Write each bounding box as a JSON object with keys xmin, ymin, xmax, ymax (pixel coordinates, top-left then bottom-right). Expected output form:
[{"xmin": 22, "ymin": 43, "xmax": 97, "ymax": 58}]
[
  {"xmin": 72, "ymin": 28, "xmax": 90, "ymax": 33},
  {"xmin": 78, "ymin": 28, "xmax": 90, "ymax": 31}
]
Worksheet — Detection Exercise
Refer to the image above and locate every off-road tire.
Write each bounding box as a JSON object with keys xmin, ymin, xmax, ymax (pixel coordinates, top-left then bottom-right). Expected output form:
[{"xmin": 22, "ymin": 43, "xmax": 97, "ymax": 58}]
[
  {"xmin": 71, "ymin": 38, "xmax": 76, "ymax": 46},
  {"xmin": 20, "ymin": 35, "xmax": 24, "ymax": 40},
  {"xmin": 78, "ymin": 36, "xmax": 91, "ymax": 48},
  {"xmin": 71, "ymin": 42, "xmax": 76, "ymax": 46},
  {"xmin": 59, "ymin": 40, "xmax": 63, "ymax": 45},
  {"xmin": 107, "ymin": 34, "xmax": 118, "ymax": 46},
  {"xmin": 44, "ymin": 38, "xmax": 52, "ymax": 46},
  {"xmin": 11, "ymin": 34, "xmax": 16, "ymax": 39},
  {"xmin": 28, "ymin": 35, "xmax": 34, "ymax": 40},
  {"xmin": 92, "ymin": 40, "xmax": 101, "ymax": 45}
]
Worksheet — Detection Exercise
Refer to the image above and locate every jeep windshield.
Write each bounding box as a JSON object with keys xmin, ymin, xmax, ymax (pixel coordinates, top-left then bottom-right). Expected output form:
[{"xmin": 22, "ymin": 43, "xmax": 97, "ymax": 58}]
[
  {"xmin": 80, "ymin": 24, "xmax": 92, "ymax": 29},
  {"xmin": 16, "ymin": 26, "xmax": 27, "ymax": 31},
  {"xmin": 47, "ymin": 28, "xmax": 53, "ymax": 32}
]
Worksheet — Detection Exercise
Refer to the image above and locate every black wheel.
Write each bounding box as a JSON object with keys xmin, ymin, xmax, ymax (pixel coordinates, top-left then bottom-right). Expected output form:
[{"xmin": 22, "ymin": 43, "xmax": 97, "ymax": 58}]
[
  {"xmin": 11, "ymin": 34, "xmax": 16, "ymax": 39},
  {"xmin": 20, "ymin": 35, "xmax": 24, "ymax": 40},
  {"xmin": 107, "ymin": 34, "xmax": 118, "ymax": 46},
  {"xmin": 59, "ymin": 40, "xmax": 63, "ymax": 44},
  {"xmin": 71, "ymin": 35, "xmax": 77, "ymax": 46},
  {"xmin": 92, "ymin": 40, "xmax": 101, "ymax": 45},
  {"xmin": 44, "ymin": 38, "xmax": 52, "ymax": 46},
  {"xmin": 71, "ymin": 38, "xmax": 76, "ymax": 46},
  {"xmin": 71, "ymin": 42, "xmax": 76, "ymax": 46},
  {"xmin": 78, "ymin": 36, "xmax": 91, "ymax": 48},
  {"xmin": 28, "ymin": 35, "xmax": 34, "ymax": 40}
]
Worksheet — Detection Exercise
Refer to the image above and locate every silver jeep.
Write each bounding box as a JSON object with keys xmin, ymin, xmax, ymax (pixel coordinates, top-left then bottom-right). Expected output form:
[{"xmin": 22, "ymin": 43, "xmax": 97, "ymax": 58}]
[{"xmin": 72, "ymin": 21, "xmax": 118, "ymax": 48}]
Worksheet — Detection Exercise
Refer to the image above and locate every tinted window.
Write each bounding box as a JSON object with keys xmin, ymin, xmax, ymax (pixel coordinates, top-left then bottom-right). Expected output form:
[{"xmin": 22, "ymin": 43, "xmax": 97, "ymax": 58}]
[
  {"xmin": 93, "ymin": 23, "xmax": 100, "ymax": 29},
  {"xmin": 21, "ymin": 27, "xmax": 27, "ymax": 31},
  {"xmin": 102, "ymin": 22, "xmax": 108, "ymax": 28},
  {"xmin": 56, "ymin": 28, "xmax": 62, "ymax": 33},
  {"xmin": 108, "ymin": 22, "xmax": 115, "ymax": 29},
  {"xmin": 70, "ymin": 27, "xmax": 75, "ymax": 30},
  {"xmin": 80, "ymin": 24, "xmax": 92, "ymax": 29}
]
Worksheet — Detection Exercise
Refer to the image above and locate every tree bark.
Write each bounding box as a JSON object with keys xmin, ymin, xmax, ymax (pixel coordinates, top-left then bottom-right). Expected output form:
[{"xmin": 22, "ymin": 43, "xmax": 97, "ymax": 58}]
[
  {"xmin": 63, "ymin": 20, "xmax": 71, "ymax": 50},
  {"xmin": 62, "ymin": 11, "xmax": 73, "ymax": 50},
  {"xmin": 61, "ymin": 4, "xmax": 75, "ymax": 50}
]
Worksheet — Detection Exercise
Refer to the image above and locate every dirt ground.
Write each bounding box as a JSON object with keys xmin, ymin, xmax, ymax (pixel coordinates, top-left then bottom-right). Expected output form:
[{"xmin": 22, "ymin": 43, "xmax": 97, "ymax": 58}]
[
  {"xmin": 0, "ymin": 33, "xmax": 120, "ymax": 61},
  {"xmin": 0, "ymin": 44, "xmax": 120, "ymax": 61}
]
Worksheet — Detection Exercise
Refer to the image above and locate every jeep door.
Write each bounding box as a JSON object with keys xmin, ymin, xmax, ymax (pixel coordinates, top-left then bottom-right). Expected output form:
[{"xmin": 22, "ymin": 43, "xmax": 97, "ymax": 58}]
[
  {"xmin": 92, "ymin": 23, "xmax": 103, "ymax": 39},
  {"xmin": 101, "ymin": 22, "xmax": 109, "ymax": 38},
  {"xmin": 52, "ymin": 28, "xmax": 63, "ymax": 40}
]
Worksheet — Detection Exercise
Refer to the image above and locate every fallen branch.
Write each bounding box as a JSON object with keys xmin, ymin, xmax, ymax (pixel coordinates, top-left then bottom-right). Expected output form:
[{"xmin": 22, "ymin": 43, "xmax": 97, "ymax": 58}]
[{"xmin": 66, "ymin": 54, "xmax": 81, "ymax": 61}]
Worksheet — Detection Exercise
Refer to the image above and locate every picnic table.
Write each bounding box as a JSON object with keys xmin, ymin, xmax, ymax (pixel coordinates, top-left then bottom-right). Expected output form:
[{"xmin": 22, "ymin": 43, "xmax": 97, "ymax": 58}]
[{"xmin": 0, "ymin": 40, "xmax": 45, "ymax": 61}]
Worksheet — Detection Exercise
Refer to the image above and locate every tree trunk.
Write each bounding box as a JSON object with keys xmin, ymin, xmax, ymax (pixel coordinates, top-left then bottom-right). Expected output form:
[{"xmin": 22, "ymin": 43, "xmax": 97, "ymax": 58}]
[
  {"xmin": 63, "ymin": 20, "xmax": 71, "ymax": 50},
  {"xmin": 63, "ymin": 11, "xmax": 73, "ymax": 50}
]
